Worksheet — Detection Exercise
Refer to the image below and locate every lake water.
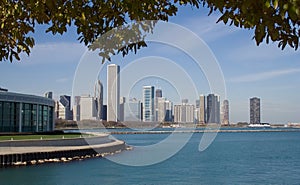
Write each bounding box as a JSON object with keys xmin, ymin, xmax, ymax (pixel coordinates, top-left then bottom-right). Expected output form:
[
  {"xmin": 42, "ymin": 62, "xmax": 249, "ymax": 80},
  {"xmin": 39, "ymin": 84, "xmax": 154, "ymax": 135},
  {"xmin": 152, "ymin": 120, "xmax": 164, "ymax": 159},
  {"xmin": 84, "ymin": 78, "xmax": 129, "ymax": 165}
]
[{"xmin": 1, "ymin": 131, "xmax": 300, "ymax": 184}]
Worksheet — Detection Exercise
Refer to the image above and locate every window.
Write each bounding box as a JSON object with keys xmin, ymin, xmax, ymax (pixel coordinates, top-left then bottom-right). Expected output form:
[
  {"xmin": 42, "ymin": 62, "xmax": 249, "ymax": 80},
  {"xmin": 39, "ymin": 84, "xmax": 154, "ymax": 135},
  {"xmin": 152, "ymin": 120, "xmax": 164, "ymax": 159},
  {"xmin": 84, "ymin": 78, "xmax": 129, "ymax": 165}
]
[{"xmin": 0, "ymin": 102, "xmax": 3, "ymax": 131}]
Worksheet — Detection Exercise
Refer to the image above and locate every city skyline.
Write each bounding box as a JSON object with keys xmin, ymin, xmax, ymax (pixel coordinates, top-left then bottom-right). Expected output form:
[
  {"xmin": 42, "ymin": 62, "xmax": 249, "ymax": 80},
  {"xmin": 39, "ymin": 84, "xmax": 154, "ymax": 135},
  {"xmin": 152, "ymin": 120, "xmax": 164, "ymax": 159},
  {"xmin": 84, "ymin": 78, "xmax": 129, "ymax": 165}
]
[{"xmin": 1, "ymin": 6, "xmax": 299, "ymax": 123}]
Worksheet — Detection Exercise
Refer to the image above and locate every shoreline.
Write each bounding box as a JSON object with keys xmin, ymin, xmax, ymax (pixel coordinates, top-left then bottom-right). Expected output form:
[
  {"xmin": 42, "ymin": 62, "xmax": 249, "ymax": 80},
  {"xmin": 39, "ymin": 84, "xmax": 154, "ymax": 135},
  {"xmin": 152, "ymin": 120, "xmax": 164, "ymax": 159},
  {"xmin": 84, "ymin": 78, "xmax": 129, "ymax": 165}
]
[{"xmin": 108, "ymin": 128, "xmax": 300, "ymax": 135}]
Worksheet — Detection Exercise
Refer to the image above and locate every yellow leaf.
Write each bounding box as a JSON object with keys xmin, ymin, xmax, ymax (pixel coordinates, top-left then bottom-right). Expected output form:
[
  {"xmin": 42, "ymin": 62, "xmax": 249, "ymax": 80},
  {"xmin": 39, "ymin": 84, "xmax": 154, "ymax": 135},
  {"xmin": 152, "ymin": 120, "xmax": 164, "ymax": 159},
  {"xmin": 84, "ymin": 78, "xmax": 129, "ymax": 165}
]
[
  {"xmin": 81, "ymin": 12, "xmax": 86, "ymax": 21},
  {"xmin": 273, "ymin": 0, "xmax": 278, "ymax": 9}
]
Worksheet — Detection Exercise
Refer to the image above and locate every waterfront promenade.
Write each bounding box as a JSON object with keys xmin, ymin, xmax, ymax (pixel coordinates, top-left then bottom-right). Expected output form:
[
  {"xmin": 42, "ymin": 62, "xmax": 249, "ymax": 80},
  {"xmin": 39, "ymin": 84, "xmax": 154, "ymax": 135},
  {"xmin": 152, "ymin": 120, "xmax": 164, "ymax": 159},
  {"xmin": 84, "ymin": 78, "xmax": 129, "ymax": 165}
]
[{"xmin": 0, "ymin": 134, "xmax": 126, "ymax": 167}]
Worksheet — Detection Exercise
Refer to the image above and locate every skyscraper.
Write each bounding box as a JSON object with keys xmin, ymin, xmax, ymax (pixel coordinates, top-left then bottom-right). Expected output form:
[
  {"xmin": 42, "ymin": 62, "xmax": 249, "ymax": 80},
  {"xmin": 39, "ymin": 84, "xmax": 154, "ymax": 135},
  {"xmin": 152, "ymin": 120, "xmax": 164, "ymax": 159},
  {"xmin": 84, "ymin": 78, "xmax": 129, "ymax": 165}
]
[
  {"xmin": 222, "ymin": 99, "xmax": 229, "ymax": 125},
  {"xmin": 195, "ymin": 99, "xmax": 200, "ymax": 123},
  {"xmin": 124, "ymin": 98, "xmax": 142, "ymax": 121},
  {"xmin": 250, "ymin": 97, "xmax": 260, "ymax": 124},
  {"xmin": 155, "ymin": 89, "xmax": 162, "ymax": 98},
  {"xmin": 165, "ymin": 100, "xmax": 173, "ymax": 122},
  {"xmin": 80, "ymin": 95, "xmax": 97, "ymax": 120},
  {"xmin": 107, "ymin": 64, "xmax": 120, "ymax": 122},
  {"xmin": 199, "ymin": 95, "xmax": 206, "ymax": 124},
  {"xmin": 73, "ymin": 96, "xmax": 81, "ymax": 121},
  {"xmin": 94, "ymin": 80, "xmax": 103, "ymax": 120},
  {"xmin": 156, "ymin": 97, "xmax": 166, "ymax": 122},
  {"xmin": 174, "ymin": 103, "xmax": 194, "ymax": 123},
  {"xmin": 143, "ymin": 86, "xmax": 155, "ymax": 122},
  {"xmin": 206, "ymin": 94, "xmax": 220, "ymax": 124},
  {"xmin": 155, "ymin": 88, "xmax": 162, "ymax": 121},
  {"xmin": 119, "ymin": 97, "xmax": 126, "ymax": 122},
  {"xmin": 57, "ymin": 95, "xmax": 72, "ymax": 120}
]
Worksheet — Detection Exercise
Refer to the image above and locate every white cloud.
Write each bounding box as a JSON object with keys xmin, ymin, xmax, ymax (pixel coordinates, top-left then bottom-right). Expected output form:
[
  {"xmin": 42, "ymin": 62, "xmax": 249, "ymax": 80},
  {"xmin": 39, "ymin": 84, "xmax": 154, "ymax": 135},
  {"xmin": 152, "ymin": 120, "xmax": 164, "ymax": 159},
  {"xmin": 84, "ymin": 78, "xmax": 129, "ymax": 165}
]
[
  {"xmin": 229, "ymin": 68, "xmax": 300, "ymax": 83},
  {"xmin": 226, "ymin": 41, "xmax": 297, "ymax": 62},
  {"xmin": 19, "ymin": 42, "xmax": 86, "ymax": 65},
  {"xmin": 181, "ymin": 15, "xmax": 240, "ymax": 42}
]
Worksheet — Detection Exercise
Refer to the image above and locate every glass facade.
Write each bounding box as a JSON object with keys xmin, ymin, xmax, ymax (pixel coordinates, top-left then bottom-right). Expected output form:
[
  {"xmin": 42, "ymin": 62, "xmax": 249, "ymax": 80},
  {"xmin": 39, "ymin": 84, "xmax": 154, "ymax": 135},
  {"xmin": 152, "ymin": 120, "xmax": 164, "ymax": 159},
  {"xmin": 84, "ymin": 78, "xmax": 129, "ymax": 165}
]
[
  {"xmin": 0, "ymin": 102, "xmax": 19, "ymax": 132},
  {"xmin": 0, "ymin": 92, "xmax": 55, "ymax": 133},
  {"xmin": 143, "ymin": 86, "xmax": 154, "ymax": 122}
]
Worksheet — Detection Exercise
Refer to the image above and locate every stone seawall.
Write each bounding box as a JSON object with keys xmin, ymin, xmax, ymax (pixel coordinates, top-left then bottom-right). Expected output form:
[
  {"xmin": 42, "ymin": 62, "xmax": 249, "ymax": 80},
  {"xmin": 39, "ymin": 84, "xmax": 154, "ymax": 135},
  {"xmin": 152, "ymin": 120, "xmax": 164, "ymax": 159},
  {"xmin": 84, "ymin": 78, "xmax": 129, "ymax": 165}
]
[{"xmin": 0, "ymin": 135, "xmax": 126, "ymax": 167}]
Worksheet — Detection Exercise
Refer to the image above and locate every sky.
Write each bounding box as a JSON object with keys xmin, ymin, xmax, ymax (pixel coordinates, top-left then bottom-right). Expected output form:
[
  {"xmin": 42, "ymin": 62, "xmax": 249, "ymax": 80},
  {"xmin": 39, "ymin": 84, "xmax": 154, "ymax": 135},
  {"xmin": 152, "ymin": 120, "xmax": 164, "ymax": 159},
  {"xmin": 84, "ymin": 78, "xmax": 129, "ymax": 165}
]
[{"xmin": 1, "ymin": 5, "xmax": 299, "ymax": 124}]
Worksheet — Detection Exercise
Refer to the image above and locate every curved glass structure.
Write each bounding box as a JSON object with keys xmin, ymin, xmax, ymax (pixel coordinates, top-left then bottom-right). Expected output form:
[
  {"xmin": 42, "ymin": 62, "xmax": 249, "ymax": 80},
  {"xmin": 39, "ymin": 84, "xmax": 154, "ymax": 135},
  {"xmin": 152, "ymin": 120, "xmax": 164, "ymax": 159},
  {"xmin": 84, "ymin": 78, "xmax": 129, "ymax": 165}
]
[{"xmin": 0, "ymin": 92, "xmax": 55, "ymax": 132}]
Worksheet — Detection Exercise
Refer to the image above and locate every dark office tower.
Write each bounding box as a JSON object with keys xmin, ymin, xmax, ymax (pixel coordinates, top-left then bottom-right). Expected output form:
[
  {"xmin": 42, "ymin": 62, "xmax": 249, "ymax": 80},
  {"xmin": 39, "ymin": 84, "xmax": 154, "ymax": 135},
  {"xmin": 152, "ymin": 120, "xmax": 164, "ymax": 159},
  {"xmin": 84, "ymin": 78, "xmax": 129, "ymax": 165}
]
[
  {"xmin": 102, "ymin": 105, "xmax": 107, "ymax": 121},
  {"xmin": 156, "ymin": 89, "xmax": 162, "ymax": 98},
  {"xmin": 250, "ymin": 97, "xmax": 260, "ymax": 124},
  {"xmin": 206, "ymin": 94, "xmax": 220, "ymax": 124},
  {"xmin": 59, "ymin": 95, "xmax": 73, "ymax": 120}
]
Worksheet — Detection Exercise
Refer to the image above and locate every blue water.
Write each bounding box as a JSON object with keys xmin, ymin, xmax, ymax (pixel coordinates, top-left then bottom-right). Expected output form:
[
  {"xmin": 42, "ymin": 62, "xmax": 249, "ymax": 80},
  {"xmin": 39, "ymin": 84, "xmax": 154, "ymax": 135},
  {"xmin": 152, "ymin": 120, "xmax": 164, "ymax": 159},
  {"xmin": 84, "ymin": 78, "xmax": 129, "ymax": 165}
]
[{"xmin": 1, "ymin": 131, "xmax": 300, "ymax": 184}]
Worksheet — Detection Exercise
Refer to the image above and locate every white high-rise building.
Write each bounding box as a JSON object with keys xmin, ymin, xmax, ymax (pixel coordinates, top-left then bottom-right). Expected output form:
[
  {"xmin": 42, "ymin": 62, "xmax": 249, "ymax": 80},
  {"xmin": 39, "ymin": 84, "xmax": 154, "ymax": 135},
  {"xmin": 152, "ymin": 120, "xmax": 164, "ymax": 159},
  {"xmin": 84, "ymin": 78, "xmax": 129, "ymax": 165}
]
[
  {"xmin": 143, "ymin": 86, "xmax": 155, "ymax": 122},
  {"xmin": 107, "ymin": 64, "xmax": 120, "ymax": 122},
  {"xmin": 80, "ymin": 95, "xmax": 97, "ymax": 120},
  {"xmin": 94, "ymin": 80, "xmax": 103, "ymax": 120},
  {"xmin": 185, "ymin": 105, "xmax": 195, "ymax": 123},
  {"xmin": 157, "ymin": 97, "xmax": 166, "ymax": 122},
  {"xmin": 174, "ymin": 101, "xmax": 194, "ymax": 123}
]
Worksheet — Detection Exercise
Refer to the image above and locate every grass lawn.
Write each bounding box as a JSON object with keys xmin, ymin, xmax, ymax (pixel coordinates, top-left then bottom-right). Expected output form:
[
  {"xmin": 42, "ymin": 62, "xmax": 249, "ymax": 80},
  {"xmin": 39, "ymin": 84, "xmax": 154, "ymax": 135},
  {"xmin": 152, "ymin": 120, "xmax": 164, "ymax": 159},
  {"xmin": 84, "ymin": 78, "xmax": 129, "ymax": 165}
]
[{"xmin": 0, "ymin": 134, "xmax": 92, "ymax": 141}]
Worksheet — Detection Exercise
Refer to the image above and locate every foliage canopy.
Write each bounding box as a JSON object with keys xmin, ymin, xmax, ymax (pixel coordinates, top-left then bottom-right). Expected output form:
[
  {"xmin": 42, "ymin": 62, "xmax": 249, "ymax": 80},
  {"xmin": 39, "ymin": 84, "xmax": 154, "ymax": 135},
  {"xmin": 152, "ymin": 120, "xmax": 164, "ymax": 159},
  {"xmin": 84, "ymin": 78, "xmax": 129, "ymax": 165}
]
[{"xmin": 1, "ymin": 0, "xmax": 299, "ymax": 62}]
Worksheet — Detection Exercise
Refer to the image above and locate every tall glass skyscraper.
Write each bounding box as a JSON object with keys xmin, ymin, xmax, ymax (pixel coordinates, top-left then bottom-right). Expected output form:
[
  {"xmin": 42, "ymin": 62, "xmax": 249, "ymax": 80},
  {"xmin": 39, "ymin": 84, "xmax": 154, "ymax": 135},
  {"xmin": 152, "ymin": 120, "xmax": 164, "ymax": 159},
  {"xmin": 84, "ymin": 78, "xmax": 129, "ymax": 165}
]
[
  {"xmin": 250, "ymin": 97, "xmax": 260, "ymax": 124},
  {"xmin": 143, "ymin": 86, "xmax": 155, "ymax": 122},
  {"xmin": 107, "ymin": 64, "xmax": 120, "ymax": 122},
  {"xmin": 206, "ymin": 94, "xmax": 220, "ymax": 124}
]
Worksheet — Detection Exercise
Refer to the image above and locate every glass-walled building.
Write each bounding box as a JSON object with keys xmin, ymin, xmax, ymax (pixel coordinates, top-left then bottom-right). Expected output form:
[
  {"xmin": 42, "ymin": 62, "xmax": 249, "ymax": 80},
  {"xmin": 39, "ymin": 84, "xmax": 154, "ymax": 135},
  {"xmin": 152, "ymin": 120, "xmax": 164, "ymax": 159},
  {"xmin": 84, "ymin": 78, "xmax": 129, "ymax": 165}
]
[
  {"xmin": 143, "ymin": 86, "xmax": 155, "ymax": 122},
  {"xmin": 0, "ymin": 91, "xmax": 55, "ymax": 132}
]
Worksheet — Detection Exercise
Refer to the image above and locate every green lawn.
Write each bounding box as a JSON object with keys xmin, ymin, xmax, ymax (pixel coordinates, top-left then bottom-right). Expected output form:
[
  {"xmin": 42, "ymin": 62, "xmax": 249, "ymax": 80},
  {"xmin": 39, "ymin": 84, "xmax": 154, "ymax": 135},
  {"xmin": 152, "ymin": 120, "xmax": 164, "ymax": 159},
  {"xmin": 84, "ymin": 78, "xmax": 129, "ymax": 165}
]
[{"xmin": 0, "ymin": 134, "xmax": 92, "ymax": 141}]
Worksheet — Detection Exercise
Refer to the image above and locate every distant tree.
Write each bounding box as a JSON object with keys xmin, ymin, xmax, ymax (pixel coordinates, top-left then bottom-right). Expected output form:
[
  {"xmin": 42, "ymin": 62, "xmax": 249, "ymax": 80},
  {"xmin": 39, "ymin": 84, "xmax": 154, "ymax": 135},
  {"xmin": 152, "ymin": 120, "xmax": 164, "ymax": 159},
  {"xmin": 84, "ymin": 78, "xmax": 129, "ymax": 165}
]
[{"xmin": 1, "ymin": 0, "xmax": 299, "ymax": 62}]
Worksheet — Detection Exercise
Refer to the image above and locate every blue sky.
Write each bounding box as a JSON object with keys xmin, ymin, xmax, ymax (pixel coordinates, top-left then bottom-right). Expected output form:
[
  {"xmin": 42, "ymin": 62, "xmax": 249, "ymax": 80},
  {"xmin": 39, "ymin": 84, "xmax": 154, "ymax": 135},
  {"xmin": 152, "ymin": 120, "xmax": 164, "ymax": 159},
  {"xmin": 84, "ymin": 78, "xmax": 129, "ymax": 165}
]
[{"xmin": 1, "ymin": 6, "xmax": 299, "ymax": 124}]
